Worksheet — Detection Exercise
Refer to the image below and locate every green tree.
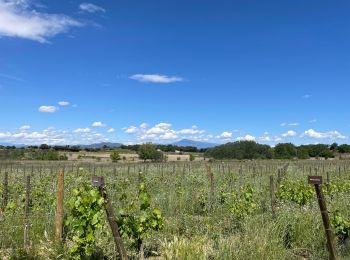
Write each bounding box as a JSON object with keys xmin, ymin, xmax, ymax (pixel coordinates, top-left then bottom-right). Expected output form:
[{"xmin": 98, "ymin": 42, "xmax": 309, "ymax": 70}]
[
  {"xmin": 297, "ymin": 147, "xmax": 310, "ymax": 159},
  {"xmin": 274, "ymin": 143, "xmax": 297, "ymax": 159},
  {"xmin": 138, "ymin": 143, "xmax": 163, "ymax": 162},
  {"xmin": 110, "ymin": 150, "xmax": 121, "ymax": 162}
]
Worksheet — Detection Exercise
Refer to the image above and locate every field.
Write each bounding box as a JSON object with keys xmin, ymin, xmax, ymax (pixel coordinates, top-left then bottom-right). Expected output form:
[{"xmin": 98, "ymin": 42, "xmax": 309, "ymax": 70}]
[{"xmin": 0, "ymin": 160, "xmax": 350, "ymax": 259}]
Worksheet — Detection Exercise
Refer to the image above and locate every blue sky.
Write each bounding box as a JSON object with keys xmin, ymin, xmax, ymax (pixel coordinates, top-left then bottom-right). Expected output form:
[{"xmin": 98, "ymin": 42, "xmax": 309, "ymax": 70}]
[{"xmin": 0, "ymin": 0, "xmax": 349, "ymax": 145}]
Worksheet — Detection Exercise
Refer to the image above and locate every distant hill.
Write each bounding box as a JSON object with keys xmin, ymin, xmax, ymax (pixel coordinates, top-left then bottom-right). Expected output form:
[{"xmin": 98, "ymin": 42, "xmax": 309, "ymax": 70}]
[
  {"xmin": 0, "ymin": 142, "xmax": 26, "ymax": 147},
  {"xmin": 172, "ymin": 139, "xmax": 218, "ymax": 149},
  {"xmin": 80, "ymin": 142, "xmax": 123, "ymax": 149}
]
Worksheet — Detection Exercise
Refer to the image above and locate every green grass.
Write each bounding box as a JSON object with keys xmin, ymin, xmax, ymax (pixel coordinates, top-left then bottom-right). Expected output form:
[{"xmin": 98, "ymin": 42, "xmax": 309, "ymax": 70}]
[{"xmin": 0, "ymin": 160, "xmax": 349, "ymax": 259}]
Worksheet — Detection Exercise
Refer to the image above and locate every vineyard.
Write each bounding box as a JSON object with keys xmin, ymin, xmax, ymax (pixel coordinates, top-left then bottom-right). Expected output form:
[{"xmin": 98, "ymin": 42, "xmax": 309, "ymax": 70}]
[{"xmin": 0, "ymin": 160, "xmax": 350, "ymax": 259}]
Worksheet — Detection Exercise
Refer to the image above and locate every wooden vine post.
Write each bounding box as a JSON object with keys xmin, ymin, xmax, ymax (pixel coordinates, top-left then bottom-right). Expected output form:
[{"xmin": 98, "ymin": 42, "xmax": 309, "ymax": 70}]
[
  {"xmin": 308, "ymin": 176, "xmax": 336, "ymax": 260},
  {"xmin": 55, "ymin": 170, "xmax": 65, "ymax": 242},
  {"xmin": 24, "ymin": 176, "xmax": 31, "ymax": 251},
  {"xmin": 1, "ymin": 171, "xmax": 8, "ymax": 212},
  {"xmin": 269, "ymin": 175, "xmax": 276, "ymax": 218},
  {"xmin": 92, "ymin": 176, "xmax": 128, "ymax": 260}
]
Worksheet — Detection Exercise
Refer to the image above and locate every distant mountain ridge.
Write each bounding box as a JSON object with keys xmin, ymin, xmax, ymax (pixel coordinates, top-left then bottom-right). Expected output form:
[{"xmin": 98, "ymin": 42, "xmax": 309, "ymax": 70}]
[{"xmin": 172, "ymin": 139, "xmax": 218, "ymax": 149}]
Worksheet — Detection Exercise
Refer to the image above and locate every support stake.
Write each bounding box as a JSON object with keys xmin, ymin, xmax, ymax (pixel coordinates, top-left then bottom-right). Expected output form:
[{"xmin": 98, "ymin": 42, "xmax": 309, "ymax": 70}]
[{"xmin": 308, "ymin": 176, "xmax": 336, "ymax": 260}]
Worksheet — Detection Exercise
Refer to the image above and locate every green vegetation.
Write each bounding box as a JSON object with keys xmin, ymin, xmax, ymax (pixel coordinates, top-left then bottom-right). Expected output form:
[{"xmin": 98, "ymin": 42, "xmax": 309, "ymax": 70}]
[
  {"xmin": 138, "ymin": 143, "xmax": 164, "ymax": 162},
  {"xmin": 0, "ymin": 160, "xmax": 350, "ymax": 259},
  {"xmin": 206, "ymin": 141, "xmax": 339, "ymax": 160},
  {"xmin": 110, "ymin": 150, "xmax": 121, "ymax": 162}
]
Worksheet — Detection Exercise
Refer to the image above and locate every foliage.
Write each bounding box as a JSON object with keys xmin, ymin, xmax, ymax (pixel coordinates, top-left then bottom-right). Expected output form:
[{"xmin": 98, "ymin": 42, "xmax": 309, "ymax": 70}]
[
  {"xmin": 65, "ymin": 184, "xmax": 105, "ymax": 259},
  {"xmin": 332, "ymin": 211, "xmax": 350, "ymax": 242},
  {"xmin": 110, "ymin": 150, "xmax": 121, "ymax": 162},
  {"xmin": 117, "ymin": 178, "xmax": 164, "ymax": 253},
  {"xmin": 205, "ymin": 141, "xmax": 273, "ymax": 160},
  {"xmin": 138, "ymin": 143, "xmax": 164, "ymax": 162},
  {"xmin": 274, "ymin": 143, "xmax": 297, "ymax": 159},
  {"xmin": 276, "ymin": 180, "xmax": 315, "ymax": 206}
]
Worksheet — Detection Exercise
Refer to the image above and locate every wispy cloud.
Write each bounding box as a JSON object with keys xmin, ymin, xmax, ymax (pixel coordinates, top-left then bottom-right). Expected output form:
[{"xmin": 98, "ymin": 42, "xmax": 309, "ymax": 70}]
[
  {"xmin": 302, "ymin": 94, "xmax": 311, "ymax": 99},
  {"xmin": 79, "ymin": 3, "xmax": 105, "ymax": 13},
  {"xmin": 0, "ymin": 0, "xmax": 82, "ymax": 43},
  {"xmin": 0, "ymin": 73, "xmax": 24, "ymax": 82},
  {"xmin": 58, "ymin": 101, "xmax": 70, "ymax": 106},
  {"xmin": 281, "ymin": 122, "xmax": 299, "ymax": 127},
  {"xmin": 130, "ymin": 74, "xmax": 184, "ymax": 83}
]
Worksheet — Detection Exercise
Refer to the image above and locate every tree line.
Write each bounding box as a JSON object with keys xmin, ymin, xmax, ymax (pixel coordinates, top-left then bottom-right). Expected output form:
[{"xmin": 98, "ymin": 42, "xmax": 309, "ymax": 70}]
[{"xmin": 205, "ymin": 141, "xmax": 349, "ymax": 160}]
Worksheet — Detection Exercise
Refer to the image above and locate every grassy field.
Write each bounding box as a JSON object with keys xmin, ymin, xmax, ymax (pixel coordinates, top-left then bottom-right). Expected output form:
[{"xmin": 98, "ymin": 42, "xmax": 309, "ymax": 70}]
[{"xmin": 0, "ymin": 160, "xmax": 349, "ymax": 259}]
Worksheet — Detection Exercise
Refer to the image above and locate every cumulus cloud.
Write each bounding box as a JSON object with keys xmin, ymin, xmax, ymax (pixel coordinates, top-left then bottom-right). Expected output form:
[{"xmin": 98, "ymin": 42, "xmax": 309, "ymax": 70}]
[
  {"xmin": 0, "ymin": 126, "xmax": 111, "ymax": 145},
  {"xmin": 79, "ymin": 3, "xmax": 105, "ymax": 13},
  {"xmin": 19, "ymin": 125, "xmax": 31, "ymax": 131},
  {"xmin": 123, "ymin": 122, "xmax": 207, "ymax": 142},
  {"xmin": 58, "ymin": 101, "xmax": 70, "ymax": 106},
  {"xmin": 159, "ymin": 132, "xmax": 178, "ymax": 140},
  {"xmin": 130, "ymin": 74, "xmax": 183, "ymax": 83},
  {"xmin": 303, "ymin": 129, "xmax": 346, "ymax": 140},
  {"xmin": 0, "ymin": 0, "xmax": 82, "ymax": 43},
  {"xmin": 107, "ymin": 128, "xmax": 115, "ymax": 133},
  {"xmin": 219, "ymin": 131, "xmax": 232, "ymax": 139},
  {"xmin": 92, "ymin": 121, "xmax": 106, "ymax": 127},
  {"xmin": 38, "ymin": 105, "xmax": 58, "ymax": 113},
  {"xmin": 236, "ymin": 134, "xmax": 256, "ymax": 141},
  {"xmin": 73, "ymin": 128, "xmax": 91, "ymax": 133},
  {"xmin": 282, "ymin": 130, "xmax": 297, "ymax": 137},
  {"xmin": 177, "ymin": 125, "xmax": 205, "ymax": 135},
  {"xmin": 124, "ymin": 126, "xmax": 138, "ymax": 134}
]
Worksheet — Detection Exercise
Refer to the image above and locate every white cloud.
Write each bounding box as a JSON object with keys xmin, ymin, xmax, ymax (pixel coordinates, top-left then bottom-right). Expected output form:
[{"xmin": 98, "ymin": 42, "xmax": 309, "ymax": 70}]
[
  {"xmin": 140, "ymin": 123, "xmax": 148, "ymax": 129},
  {"xmin": 124, "ymin": 126, "xmax": 138, "ymax": 134},
  {"xmin": 0, "ymin": 126, "xmax": 111, "ymax": 145},
  {"xmin": 123, "ymin": 122, "xmax": 207, "ymax": 142},
  {"xmin": 58, "ymin": 101, "xmax": 70, "ymax": 106},
  {"xmin": 130, "ymin": 74, "xmax": 183, "ymax": 83},
  {"xmin": 92, "ymin": 121, "xmax": 106, "ymax": 127},
  {"xmin": 0, "ymin": 0, "xmax": 82, "ymax": 43},
  {"xmin": 303, "ymin": 129, "xmax": 346, "ymax": 140},
  {"xmin": 282, "ymin": 130, "xmax": 297, "ymax": 137},
  {"xmin": 19, "ymin": 125, "xmax": 31, "ymax": 131},
  {"xmin": 236, "ymin": 134, "xmax": 256, "ymax": 141},
  {"xmin": 281, "ymin": 122, "xmax": 299, "ymax": 127},
  {"xmin": 73, "ymin": 128, "xmax": 90, "ymax": 133},
  {"xmin": 79, "ymin": 3, "xmax": 105, "ymax": 13},
  {"xmin": 219, "ymin": 131, "xmax": 232, "ymax": 139},
  {"xmin": 159, "ymin": 132, "xmax": 178, "ymax": 140},
  {"xmin": 309, "ymin": 119, "xmax": 317, "ymax": 123},
  {"xmin": 39, "ymin": 105, "xmax": 58, "ymax": 113},
  {"xmin": 107, "ymin": 128, "xmax": 115, "ymax": 133},
  {"xmin": 176, "ymin": 125, "xmax": 205, "ymax": 135},
  {"xmin": 146, "ymin": 123, "xmax": 172, "ymax": 134}
]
